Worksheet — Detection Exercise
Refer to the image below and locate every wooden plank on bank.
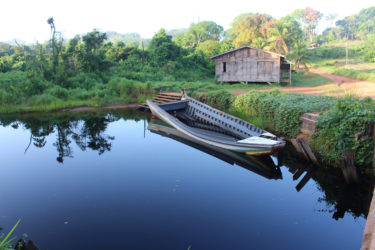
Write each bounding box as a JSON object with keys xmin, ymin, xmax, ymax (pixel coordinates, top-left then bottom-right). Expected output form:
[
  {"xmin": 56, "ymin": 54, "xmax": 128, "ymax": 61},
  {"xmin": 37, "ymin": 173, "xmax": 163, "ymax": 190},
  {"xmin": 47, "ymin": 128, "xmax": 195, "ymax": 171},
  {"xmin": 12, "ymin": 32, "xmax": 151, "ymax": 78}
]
[{"xmin": 297, "ymin": 137, "xmax": 318, "ymax": 163}]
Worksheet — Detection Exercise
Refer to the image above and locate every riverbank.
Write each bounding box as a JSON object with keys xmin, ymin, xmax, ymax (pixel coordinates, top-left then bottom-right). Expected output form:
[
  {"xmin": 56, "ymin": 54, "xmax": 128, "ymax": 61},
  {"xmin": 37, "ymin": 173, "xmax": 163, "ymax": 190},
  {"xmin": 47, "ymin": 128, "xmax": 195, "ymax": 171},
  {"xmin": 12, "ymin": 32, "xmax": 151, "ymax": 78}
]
[
  {"xmin": 60, "ymin": 103, "xmax": 139, "ymax": 112},
  {"xmin": 193, "ymin": 89, "xmax": 375, "ymax": 171},
  {"xmin": 1, "ymin": 86, "xmax": 374, "ymax": 171}
]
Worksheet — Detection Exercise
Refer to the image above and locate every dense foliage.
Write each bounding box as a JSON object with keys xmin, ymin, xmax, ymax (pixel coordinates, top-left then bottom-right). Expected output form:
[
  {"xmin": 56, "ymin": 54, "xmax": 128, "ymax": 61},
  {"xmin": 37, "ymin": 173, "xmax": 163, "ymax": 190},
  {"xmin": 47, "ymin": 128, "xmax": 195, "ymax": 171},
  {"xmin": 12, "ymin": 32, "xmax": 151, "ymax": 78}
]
[
  {"xmin": 312, "ymin": 96, "xmax": 375, "ymax": 167},
  {"xmin": 193, "ymin": 90, "xmax": 236, "ymax": 110},
  {"xmin": 234, "ymin": 90, "xmax": 335, "ymax": 137},
  {"xmin": 1, "ymin": 6, "xmax": 375, "ymax": 112},
  {"xmin": 0, "ymin": 25, "xmax": 213, "ymax": 112}
]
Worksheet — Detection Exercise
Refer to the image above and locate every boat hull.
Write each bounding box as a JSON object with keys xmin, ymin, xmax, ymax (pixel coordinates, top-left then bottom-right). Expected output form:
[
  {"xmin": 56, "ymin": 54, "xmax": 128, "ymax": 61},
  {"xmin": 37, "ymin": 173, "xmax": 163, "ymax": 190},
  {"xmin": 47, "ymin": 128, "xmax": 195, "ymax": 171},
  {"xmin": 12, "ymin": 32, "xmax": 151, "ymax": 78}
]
[{"xmin": 147, "ymin": 98, "xmax": 285, "ymax": 155}]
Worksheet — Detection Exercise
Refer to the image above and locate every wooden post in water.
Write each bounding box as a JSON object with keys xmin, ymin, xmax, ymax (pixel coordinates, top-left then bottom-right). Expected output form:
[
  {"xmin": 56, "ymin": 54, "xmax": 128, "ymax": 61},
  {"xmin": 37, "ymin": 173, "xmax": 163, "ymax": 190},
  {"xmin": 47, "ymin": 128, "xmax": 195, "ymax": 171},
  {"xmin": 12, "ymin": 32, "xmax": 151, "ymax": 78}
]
[
  {"xmin": 361, "ymin": 187, "xmax": 375, "ymax": 250},
  {"xmin": 296, "ymin": 171, "xmax": 313, "ymax": 192},
  {"xmin": 340, "ymin": 151, "xmax": 358, "ymax": 183},
  {"xmin": 297, "ymin": 138, "xmax": 318, "ymax": 163}
]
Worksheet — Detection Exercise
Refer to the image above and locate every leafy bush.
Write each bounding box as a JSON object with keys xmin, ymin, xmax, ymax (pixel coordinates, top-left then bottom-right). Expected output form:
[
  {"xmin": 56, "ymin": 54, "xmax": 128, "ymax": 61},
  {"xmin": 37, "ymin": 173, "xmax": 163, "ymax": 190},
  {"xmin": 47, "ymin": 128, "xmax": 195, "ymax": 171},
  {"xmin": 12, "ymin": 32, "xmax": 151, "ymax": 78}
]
[
  {"xmin": 45, "ymin": 85, "xmax": 69, "ymax": 100},
  {"xmin": 68, "ymin": 88, "xmax": 91, "ymax": 100},
  {"xmin": 312, "ymin": 96, "xmax": 375, "ymax": 166},
  {"xmin": 193, "ymin": 90, "xmax": 235, "ymax": 110},
  {"xmin": 307, "ymin": 46, "xmax": 348, "ymax": 59},
  {"xmin": 32, "ymin": 94, "xmax": 59, "ymax": 105},
  {"xmin": 233, "ymin": 90, "xmax": 335, "ymax": 137},
  {"xmin": 67, "ymin": 72, "xmax": 103, "ymax": 89}
]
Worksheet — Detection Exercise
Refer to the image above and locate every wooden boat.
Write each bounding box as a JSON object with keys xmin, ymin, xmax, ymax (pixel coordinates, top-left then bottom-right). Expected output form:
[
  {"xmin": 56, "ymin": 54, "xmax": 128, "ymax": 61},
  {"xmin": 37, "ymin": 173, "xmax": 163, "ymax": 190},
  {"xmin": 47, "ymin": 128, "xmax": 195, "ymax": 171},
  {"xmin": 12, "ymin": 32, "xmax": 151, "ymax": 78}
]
[
  {"xmin": 148, "ymin": 119, "xmax": 282, "ymax": 180},
  {"xmin": 146, "ymin": 93, "xmax": 285, "ymax": 155}
]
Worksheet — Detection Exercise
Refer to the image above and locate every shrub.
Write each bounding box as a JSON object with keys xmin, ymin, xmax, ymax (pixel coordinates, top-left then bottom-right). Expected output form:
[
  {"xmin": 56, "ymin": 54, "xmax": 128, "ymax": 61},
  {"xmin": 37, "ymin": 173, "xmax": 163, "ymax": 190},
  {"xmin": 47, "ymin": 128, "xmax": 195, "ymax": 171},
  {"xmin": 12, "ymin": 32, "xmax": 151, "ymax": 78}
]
[
  {"xmin": 68, "ymin": 88, "xmax": 91, "ymax": 100},
  {"xmin": 312, "ymin": 95, "xmax": 375, "ymax": 167},
  {"xmin": 67, "ymin": 72, "xmax": 103, "ymax": 89},
  {"xmin": 233, "ymin": 90, "xmax": 335, "ymax": 137},
  {"xmin": 32, "ymin": 94, "xmax": 59, "ymax": 105},
  {"xmin": 193, "ymin": 90, "xmax": 235, "ymax": 110},
  {"xmin": 46, "ymin": 86, "xmax": 69, "ymax": 100}
]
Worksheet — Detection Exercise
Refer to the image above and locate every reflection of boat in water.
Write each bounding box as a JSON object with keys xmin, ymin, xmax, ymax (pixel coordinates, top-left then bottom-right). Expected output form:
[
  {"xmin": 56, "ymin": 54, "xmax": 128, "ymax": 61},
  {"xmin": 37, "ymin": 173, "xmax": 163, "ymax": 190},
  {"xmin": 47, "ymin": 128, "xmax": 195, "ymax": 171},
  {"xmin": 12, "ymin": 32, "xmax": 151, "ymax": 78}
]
[
  {"xmin": 148, "ymin": 119, "xmax": 282, "ymax": 180},
  {"xmin": 147, "ymin": 94, "xmax": 285, "ymax": 155}
]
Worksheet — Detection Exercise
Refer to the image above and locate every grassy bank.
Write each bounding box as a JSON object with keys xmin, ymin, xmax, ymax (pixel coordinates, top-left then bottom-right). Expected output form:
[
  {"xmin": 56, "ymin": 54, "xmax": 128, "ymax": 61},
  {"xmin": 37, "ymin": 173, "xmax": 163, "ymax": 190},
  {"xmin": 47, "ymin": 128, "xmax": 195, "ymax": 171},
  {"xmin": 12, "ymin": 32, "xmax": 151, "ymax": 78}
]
[
  {"xmin": 0, "ymin": 70, "xmax": 332, "ymax": 114},
  {"xmin": 195, "ymin": 89, "xmax": 375, "ymax": 170},
  {"xmin": 0, "ymin": 79, "xmax": 274, "ymax": 114},
  {"xmin": 0, "ymin": 75, "xmax": 156, "ymax": 113},
  {"xmin": 291, "ymin": 71, "xmax": 331, "ymax": 87},
  {"xmin": 306, "ymin": 41, "xmax": 375, "ymax": 82},
  {"xmin": 311, "ymin": 60, "xmax": 375, "ymax": 81}
]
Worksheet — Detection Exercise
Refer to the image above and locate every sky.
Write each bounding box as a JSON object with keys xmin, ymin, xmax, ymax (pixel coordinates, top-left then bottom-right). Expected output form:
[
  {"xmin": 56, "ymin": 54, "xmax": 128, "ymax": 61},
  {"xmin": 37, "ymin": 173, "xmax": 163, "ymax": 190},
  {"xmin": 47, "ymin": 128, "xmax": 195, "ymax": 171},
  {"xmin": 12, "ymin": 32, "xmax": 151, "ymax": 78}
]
[{"xmin": 1, "ymin": 0, "xmax": 374, "ymax": 44}]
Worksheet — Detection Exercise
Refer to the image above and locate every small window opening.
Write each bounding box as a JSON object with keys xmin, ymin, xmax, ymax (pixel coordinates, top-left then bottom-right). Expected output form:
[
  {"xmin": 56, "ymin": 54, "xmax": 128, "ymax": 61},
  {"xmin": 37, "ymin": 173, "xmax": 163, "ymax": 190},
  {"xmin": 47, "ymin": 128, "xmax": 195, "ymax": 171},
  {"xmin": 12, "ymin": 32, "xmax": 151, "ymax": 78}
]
[{"xmin": 223, "ymin": 62, "xmax": 226, "ymax": 72}]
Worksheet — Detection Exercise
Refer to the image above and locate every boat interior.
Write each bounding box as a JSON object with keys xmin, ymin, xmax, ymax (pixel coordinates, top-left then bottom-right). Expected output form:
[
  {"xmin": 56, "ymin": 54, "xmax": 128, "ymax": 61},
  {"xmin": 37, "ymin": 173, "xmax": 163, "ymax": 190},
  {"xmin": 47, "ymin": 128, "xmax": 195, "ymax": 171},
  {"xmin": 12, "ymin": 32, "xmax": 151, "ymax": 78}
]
[{"xmin": 157, "ymin": 97, "xmax": 277, "ymax": 142}]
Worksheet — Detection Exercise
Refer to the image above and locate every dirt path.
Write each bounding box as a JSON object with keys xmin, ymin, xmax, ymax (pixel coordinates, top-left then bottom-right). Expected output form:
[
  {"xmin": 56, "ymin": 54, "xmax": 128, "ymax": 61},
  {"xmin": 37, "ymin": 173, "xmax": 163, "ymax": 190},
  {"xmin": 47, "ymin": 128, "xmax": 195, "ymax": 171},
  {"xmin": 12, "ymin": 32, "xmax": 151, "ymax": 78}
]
[
  {"xmin": 231, "ymin": 69, "xmax": 375, "ymax": 98},
  {"xmin": 308, "ymin": 68, "xmax": 359, "ymax": 84}
]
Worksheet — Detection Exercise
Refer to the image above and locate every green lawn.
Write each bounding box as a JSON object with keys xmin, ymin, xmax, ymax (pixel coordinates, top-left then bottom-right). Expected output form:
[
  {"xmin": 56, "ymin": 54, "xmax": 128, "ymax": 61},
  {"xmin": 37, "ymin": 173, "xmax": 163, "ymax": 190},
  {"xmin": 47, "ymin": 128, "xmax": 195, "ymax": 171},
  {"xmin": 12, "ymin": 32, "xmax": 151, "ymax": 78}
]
[
  {"xmin": 291, "ymin": 71, "xmax": 331, "ymax": 87},
  {"xmin": 311, "ymin": 59, "xmax": 375, "ymax": 81},
  {"xmin": 154, "ymin": 71, "xmax": 331, "ymax": 94}
]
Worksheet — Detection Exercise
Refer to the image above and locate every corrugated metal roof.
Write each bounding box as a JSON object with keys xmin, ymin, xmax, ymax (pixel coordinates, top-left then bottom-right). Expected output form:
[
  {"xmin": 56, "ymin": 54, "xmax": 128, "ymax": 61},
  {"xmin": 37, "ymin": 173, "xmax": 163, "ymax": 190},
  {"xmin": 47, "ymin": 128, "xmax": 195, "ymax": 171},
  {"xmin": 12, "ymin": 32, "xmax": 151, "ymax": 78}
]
[{"xmin": 210, "ymin": 45, "xmax": 286, "ymax": 59}]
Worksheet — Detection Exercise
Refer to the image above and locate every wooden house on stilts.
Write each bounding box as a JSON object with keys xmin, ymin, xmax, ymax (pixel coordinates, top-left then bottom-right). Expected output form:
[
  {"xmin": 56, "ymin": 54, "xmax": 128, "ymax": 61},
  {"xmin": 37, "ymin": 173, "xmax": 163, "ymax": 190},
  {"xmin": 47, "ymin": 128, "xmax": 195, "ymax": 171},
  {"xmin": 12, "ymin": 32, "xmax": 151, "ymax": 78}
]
[{"xmin": 211, "ymin": 46, "xmax": 292, "ymax": 84}]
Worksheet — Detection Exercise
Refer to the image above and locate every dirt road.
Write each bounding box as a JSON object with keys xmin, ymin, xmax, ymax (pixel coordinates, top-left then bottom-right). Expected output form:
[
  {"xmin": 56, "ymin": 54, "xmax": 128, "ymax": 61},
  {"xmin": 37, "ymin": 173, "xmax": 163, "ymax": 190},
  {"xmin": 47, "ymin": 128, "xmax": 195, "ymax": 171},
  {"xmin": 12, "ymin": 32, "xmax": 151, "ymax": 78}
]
[{"xmin": 231, "ymin": 68, "xmax": 375, "ymax": 98}]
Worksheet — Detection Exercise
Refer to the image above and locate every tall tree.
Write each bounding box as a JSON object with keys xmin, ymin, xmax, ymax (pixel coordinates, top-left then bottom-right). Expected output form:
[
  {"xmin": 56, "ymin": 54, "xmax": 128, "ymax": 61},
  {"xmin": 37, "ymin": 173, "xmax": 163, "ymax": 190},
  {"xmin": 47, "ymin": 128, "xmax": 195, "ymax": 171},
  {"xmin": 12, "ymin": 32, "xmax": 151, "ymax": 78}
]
[
  {"xmin": 182, "ymin": 21, "xmax": 223, "ymax": 48},
  {"xmin": 288, "ymin": 39, "xmax": 308, "ymax": 70},
  {"xmin": 148, "ymin": 29, "xmax": 181, "ymax": 66},
  {"xmin": 80, "ymin": 30, "xmax": 108, "ymax": 72},
  {"xmin": 230, "ymin": 13, "xmax": 274, "ymax": 47},
  {"xmin": 268, "ymin": 20, "xmax": 290, "ymax": 54},
  {"xmin": 301, "ymin": 8, "xmax": 323, "ymax": 42},
  {"xmin": 326, "ymin": 13, "xmax": 338, "ymax": 29},
  {"xmin": 47, "ymin": 17, "xmax": 63, "ymax": 80}
]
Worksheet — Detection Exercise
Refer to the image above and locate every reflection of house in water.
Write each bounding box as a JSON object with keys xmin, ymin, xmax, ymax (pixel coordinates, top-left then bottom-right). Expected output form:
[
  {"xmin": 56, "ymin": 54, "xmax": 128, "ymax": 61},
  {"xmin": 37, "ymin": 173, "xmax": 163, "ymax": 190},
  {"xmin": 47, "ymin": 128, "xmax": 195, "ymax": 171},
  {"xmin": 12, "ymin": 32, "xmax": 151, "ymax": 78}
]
[{"xmin": 148, "ymin": 119, "xmax": 282, "ymax": 180}]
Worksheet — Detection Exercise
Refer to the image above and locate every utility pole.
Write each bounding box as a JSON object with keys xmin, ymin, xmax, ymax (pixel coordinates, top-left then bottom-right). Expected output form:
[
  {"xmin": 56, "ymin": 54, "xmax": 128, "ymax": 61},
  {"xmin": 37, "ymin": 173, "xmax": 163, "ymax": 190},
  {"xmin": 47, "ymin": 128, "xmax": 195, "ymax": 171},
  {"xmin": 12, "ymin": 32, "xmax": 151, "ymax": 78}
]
[
  {"xmin": 346, "ymin": 24, "xmax": 349, "ymax": 65},
  {"xmin": 142, "ymin": 41, "xmax": 145, "ymax": 69},
  {"xmin": 346, "ymin": 40, "xmax": 348, "ymax": 65}
]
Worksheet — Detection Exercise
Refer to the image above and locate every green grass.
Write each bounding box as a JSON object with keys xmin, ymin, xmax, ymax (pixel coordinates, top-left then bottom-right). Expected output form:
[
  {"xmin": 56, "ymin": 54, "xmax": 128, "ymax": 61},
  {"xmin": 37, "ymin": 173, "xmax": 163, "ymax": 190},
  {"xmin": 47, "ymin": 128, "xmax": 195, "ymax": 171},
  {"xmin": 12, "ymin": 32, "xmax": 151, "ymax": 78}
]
[
  {"xmin": 152, "ymin": 79, "xmax": 280, "ymax": 93},
  {"xmin": 291, "ymin": 71, "xmax": 331, "ymax": 87},
  {"xmin": 0, "ymin": 69, "xmax": 344, "ymax": 114},
  {"xmin": 0, "ymin": 219, "xmax": 20, "ymax": 250},
  {"xmin": 306, "ymin": 40, "xmax": 375, "ymax": 82},
  {"xmin": 311, "ymin": 60, "xmax": 375, "ymax": 81},
  {"xmin": 227, "ymin": 108, "xmax": 268, "ymax": 129}
]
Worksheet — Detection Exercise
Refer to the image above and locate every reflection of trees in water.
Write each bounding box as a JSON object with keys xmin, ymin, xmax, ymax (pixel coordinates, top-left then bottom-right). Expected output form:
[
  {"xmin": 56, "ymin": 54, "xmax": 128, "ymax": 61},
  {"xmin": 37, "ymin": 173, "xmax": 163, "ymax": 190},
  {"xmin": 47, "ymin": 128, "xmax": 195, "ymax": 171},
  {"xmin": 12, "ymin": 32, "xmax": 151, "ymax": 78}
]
[
  {"xmin": 1, "ymin": 111, "xmax": 373, "ymax": 221},
  {"xmin": 280, "ymin": 145, "xmax": 375, "ymax": 221},
  {"xmin": 53, "ymin": 116, "xmax": 117, "ymax": 163},
  {"xmin": 0, "ymin": 110, "xmax": 148, "ymax": 163}
]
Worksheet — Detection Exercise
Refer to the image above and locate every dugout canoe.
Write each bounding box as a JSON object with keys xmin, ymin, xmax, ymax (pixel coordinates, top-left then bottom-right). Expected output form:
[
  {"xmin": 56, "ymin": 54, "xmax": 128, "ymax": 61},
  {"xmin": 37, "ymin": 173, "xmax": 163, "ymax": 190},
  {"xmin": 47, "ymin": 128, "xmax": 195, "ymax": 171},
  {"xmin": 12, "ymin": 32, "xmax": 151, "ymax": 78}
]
[{"xmin": 146, "ymin": 94, "xmax": 285, "ymax": 155}]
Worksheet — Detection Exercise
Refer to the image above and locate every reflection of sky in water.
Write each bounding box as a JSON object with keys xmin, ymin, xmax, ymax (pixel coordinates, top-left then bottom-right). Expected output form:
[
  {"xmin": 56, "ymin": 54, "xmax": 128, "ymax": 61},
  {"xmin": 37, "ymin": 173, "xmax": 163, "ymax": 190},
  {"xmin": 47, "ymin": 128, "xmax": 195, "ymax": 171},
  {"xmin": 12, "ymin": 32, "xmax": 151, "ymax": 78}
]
[{"xmin": 0, "ymin": 117, "xmax": 367, "ymax": 250}]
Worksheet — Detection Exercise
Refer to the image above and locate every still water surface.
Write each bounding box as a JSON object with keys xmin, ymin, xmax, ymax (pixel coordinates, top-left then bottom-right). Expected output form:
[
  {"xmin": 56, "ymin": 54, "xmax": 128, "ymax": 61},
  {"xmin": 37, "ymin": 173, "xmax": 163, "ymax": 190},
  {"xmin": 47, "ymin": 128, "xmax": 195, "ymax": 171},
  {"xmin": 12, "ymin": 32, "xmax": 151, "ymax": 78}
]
[{"xmin": 0, "ymin": 110, "xmax": 372, "ymax": 250}]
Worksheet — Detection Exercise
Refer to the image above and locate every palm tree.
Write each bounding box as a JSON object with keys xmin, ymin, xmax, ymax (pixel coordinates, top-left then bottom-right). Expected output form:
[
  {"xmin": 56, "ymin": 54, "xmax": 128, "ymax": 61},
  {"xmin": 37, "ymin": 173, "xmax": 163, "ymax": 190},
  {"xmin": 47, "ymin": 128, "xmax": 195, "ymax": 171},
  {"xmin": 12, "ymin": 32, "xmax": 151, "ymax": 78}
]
[
  {"xmin": 251, "ymin": 37, "xmax": 267, "ymax": 49},
  {"xmin": 289, "ymin": 40, "xmax": 308, "ymax": 70},
  {"xmin": 268, "ymin": 21, "xmax": 290, "ymax": 55}
]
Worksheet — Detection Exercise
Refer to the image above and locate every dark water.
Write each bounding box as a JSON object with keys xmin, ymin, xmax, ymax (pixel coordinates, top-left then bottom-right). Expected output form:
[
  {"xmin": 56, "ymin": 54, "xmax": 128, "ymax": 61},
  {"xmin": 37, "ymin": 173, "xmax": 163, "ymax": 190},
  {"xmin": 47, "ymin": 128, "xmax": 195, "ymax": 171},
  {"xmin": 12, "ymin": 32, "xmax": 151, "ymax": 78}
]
[{"xmin": 0, "ymin": 110, "xmax": 373, "ymax": 250}]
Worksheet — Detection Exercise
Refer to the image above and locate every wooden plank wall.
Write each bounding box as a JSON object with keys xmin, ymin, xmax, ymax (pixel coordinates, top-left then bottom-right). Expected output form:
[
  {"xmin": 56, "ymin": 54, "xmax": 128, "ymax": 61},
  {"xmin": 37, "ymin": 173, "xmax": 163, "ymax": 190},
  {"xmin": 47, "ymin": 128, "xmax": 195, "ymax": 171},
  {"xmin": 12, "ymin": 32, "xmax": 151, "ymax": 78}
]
[{"xmin": 215, "ymin": 48, "xmax": 281, "ymax": 83}]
